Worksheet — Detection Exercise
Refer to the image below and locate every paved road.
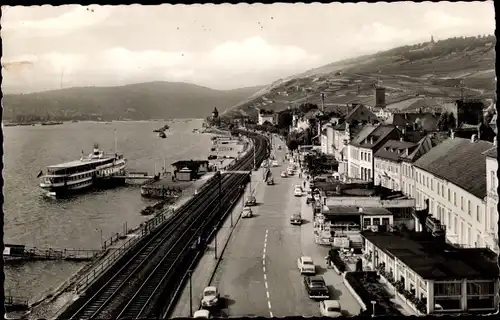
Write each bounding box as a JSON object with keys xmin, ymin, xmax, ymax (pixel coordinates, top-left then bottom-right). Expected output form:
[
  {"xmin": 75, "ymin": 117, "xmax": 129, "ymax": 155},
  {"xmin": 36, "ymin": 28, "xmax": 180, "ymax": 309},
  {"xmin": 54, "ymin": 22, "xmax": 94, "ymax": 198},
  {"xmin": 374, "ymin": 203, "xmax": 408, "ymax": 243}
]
[{"xmin": 212, "ymin": 135, "xmax": 361, "ymax": 317}]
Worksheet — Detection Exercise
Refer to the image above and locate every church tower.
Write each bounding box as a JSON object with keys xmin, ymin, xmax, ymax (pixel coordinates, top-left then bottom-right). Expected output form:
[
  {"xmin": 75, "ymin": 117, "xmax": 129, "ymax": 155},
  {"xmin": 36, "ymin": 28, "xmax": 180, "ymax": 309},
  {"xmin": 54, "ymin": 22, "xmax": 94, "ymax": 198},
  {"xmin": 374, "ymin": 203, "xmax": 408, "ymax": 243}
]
[
  {"xmin": 431, "ymin": 35, "xmax": 435, "ymax": 44},
  {"xmin": 212, "ymin": 107, "xmax": 219, "ymax": 120}
]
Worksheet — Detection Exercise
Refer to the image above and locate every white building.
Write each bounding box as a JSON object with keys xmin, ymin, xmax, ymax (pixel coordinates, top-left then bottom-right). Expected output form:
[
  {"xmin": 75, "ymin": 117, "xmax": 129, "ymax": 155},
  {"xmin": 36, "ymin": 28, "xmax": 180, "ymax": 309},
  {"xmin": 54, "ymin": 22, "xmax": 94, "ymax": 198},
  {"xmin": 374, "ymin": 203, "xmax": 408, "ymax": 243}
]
[
  {"xmin": 348, "ymin": 124, "xmax": 401, "ymax": 181},
  {"xmin": 399, "ymin": 135, "xmax": 434, "ymax": 200},
  {"xmin": 484, "ymin": 144, "xmax": 498, "ymax": 253},
  {"xmin": 258, "ymin": 109, "xmax": 275, "ymax": 125},
  {"xmin": 374, "ymin": 139, "xmax": 418, "ymax": 191},
  {"xmin": 413, "ymin": 135, "xmax": 496, "ymax": 252}
]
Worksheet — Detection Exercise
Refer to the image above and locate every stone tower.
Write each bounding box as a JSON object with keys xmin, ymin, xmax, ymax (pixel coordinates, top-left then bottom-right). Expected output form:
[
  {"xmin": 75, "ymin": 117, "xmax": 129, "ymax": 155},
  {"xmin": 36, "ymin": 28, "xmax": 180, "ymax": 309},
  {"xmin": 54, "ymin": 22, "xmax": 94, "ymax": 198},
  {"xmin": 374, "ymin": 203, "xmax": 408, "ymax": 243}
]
[{"xmin": 212, "ymin": 107, "xmax": 219, "ymax": 120}]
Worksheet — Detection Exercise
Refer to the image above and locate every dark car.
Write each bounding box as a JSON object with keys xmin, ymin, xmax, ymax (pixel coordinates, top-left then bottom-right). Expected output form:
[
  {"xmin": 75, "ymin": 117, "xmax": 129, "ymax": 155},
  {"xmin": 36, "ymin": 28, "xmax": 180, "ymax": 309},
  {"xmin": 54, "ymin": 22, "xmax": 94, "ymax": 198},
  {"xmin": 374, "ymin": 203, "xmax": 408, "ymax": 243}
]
[
  {"xmin": 290, "ymin": 214, "xmax": 302, "ymax": 225},
  {"xmin": 245, "ymin": 196, "xmax": 257, "ymax": 206},
  {"xmin": 303, "ymin": 276, "xmax": 329, "ymax": 299}
]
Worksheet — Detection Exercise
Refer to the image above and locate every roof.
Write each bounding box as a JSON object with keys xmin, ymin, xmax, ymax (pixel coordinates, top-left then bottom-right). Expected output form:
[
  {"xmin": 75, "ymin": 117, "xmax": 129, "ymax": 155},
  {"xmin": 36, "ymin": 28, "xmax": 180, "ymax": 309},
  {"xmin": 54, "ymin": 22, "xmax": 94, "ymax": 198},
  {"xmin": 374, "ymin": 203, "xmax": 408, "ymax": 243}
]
[
  {"xmin": 47, "ymin": 154, "xmax": 120, "ymax": 169},
  {"xmin": 374, "ymin": 140, "xmax": 417, "ymax": 162},
  {"xmin": 350, "ymin": 125, "xmax": 399, "ymax": 149},
  {"xmin": 301, "ymin": 256, "xmax": 313, "ymax": 262},
  {"xmin": 399, "ymin": 135, "xmax": 434, "ymax": 163},
  {"xmin": 483, "ymin": 146, "xmax": 497, "ymax": 159},
  {"xmin": 385, "ymin": 113, "xmax": 439, "ymax": 131},
  {"xmin": 361, "ymin": 231, "xmax": 499, "ymax": 281},
  {"xmin": 171, "ymin": 160, "xmax": 209, "ymax": 166},
  {"xmin": 309, "ymin": 276, "xmax": 325, "ymax": 281},
  {"xmin": 204, "ymin": 286, "xmax": 217, "ymax": 291},
  {"xmin": 322, "ymin": 206, "xmax": 392, "ymax": 216},
  {"xmin": 386, "ymin": 97, "xmax": 446, "ymax": 113},
  {"xmin": 413, "ymin": 137, "xmax": 494, "ymax": 199},
  {"xmin": 323, "ymin": 300, "xmax": 341, "ymax": 308}
]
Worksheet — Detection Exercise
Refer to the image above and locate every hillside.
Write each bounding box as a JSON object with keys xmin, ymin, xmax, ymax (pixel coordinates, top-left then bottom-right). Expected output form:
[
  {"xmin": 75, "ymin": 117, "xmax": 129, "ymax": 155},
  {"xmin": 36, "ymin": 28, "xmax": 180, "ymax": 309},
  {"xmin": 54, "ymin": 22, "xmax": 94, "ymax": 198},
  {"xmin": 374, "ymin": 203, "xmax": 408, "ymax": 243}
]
[
  {"xmin": 3, "ymin": 82, "xmax": 266, "ymax": 121},
  {"xmin": 223, "ymin": 35, "xmax": 496, "ymax": 119}
]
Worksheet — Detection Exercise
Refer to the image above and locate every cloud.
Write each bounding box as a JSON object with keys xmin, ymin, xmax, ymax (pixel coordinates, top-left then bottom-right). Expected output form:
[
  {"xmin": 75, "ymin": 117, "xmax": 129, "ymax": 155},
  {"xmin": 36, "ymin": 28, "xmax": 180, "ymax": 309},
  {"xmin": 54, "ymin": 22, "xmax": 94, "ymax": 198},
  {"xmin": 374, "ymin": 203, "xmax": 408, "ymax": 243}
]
[
  {"xmin": 2, "ymin": 37, "xmax": 321, "ymax": 91},
  {"xmin": 3, "ymin": 6, "xmax": 111, "ymax": 38},
  {"xmin": 423, "ymin": 10, "xmax": 472, "ymax": 30}
]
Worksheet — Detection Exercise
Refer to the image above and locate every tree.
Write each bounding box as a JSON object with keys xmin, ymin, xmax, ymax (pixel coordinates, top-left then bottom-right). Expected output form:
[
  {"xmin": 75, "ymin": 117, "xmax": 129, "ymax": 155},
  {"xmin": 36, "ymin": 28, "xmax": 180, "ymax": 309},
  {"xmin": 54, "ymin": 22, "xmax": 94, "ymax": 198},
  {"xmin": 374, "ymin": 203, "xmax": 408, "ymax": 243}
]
[
  {"xmin": 277, "ymin": 111, "xmax": 293, "ymax": 129},
  {"xmin": 447, "ymin": 112, "xmax": 456, "ymax": 129},
  {"xmin": 437, "ymin": 112, "xmax": 450, "ymax": 131},
  {"xmin": 287, "ymin": 139, "xmax": 299, "ymax": 151}
]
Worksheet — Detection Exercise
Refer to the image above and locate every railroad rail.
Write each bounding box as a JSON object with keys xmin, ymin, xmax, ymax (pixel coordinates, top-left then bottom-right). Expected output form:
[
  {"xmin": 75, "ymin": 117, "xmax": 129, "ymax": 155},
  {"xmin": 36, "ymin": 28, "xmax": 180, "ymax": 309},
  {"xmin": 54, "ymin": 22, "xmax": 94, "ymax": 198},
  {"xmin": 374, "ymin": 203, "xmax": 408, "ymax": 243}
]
[{"xmin": 58, "ymin": 130, "xmax": 269, "ymax": 320}]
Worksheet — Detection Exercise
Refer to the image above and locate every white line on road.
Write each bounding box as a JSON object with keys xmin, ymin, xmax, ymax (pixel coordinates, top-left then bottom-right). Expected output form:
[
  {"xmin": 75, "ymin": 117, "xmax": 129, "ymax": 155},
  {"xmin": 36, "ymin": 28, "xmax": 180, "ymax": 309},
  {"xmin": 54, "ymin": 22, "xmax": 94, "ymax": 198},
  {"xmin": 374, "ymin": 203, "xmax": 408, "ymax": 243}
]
[
  {"xmin": 266, "ymin": 290, "xmax": 270, "ymax": 298},
  {"xmin": 268, "ymin": 301, "xmax": 272, "ymax": 310},
  {"xmin": 262, "ymin": 254, "xmax": 266, "ymax": 260},
  {"xmin": 264, "ymin": 273, "xmax": 267, "ymax": 280},
  {"xmin": 270, "ymin": 311, "xmax": 274, "ymax": 317}
]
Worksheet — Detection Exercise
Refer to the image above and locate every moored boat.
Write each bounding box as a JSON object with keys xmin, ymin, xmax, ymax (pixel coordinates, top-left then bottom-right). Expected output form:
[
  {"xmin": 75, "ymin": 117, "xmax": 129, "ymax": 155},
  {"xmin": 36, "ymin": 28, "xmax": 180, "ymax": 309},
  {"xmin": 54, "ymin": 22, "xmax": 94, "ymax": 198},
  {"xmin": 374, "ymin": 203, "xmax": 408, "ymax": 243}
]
[{"xmin": 38, "ymin": 144, "xmax": 127, "ymax": 197}]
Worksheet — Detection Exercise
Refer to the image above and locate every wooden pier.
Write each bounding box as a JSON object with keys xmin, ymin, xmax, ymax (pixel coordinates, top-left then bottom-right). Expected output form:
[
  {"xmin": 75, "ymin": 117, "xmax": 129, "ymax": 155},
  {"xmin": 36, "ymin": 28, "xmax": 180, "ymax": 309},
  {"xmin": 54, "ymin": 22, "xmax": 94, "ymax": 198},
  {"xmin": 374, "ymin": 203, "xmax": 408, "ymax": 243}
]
[
  {"xmin": 5, "ymin": 295, "xmax": 29, "ymax": 312},
  {"xmin": 3, "ymin": 244, "xmax": 101, "ymax": 262}
]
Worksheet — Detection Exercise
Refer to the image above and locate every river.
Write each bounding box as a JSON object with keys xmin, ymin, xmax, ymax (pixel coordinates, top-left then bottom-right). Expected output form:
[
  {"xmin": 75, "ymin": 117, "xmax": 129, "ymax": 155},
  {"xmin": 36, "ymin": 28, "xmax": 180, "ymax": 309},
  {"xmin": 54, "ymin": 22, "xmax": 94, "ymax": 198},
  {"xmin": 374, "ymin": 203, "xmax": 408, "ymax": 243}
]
[{"xmin": 3, "ymin": 119, "xmax": 214, "ymax": 302}]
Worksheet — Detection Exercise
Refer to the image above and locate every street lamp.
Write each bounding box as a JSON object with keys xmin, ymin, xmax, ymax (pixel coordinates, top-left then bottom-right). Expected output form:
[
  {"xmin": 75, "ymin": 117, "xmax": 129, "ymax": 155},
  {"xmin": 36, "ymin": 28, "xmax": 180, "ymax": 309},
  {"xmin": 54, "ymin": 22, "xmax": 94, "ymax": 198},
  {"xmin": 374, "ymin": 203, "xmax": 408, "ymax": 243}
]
[{"xmin": 188, "ymin": 269, "xmax": 193, "ymax": 317}]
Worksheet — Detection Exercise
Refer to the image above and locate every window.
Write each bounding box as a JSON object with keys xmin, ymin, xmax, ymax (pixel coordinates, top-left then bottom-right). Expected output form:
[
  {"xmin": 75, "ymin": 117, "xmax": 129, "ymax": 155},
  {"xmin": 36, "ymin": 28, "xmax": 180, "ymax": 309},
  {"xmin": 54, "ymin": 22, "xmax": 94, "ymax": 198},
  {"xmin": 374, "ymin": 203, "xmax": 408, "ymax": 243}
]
[
  {"xmin": 461, "ymin": 196, "xmax": 464, "ymax": 210},
  {"xmin": 489, "ymin": 206, "xmax": 495, "ymax": 231},
  {"xmin": 426, "ymin": 177, "xmax": 429, "ymax": 188},
  {"xmin": 468, "ymin": 200, "xmax": 471, "ymax": 215},
  {"xmin": 454, "ymin": 192, "xmax": 457, "ymax": 206},
  {"xmin": 372, "ymin": 218, "xmax": 380, "ymax": 225},
  {"xmin": 454, "ymin": 216, "xmax": 458, "ymax": 234},
  {"xmin": 363, "ymin": 218, "xmax": 371, "ymax": 227},
  {"xmin": 441, "ymin": 185, "xmax": 444, "ymax": 198},
  {"xmin": 477, "ymin": 205, "xmax": 481, "ymax": 222},
  {"xmin": 467, "ymin": 226, "xmax": 471, "ymax": 246},
  {"xmin": 467, "ymin": 281, "xmax": 496, "ymax": 310},
  {"xmin": 382, "ymin": 218, "xmax": 390, "ymax": 225},
  {"xmin": 433, "ymin": 181, "xmax": 435, "ymax": 192},
  {"xmin": 448, "ymin": 189, "xmax": 451, "ymax": 202},
  {"xmin": 368, "ymin": 153, "xmax": 371, "ymax": 162},
  {"xmin": 491, "ymin": 170, "xmax": 496, "ymax": 191},
  {"xmin": 434, "ymin": 282, "xmax": 462, "ymax": 310},
  {"xmin": 448, "ymin": 211, "xmax": 452, "ymax": 231}
]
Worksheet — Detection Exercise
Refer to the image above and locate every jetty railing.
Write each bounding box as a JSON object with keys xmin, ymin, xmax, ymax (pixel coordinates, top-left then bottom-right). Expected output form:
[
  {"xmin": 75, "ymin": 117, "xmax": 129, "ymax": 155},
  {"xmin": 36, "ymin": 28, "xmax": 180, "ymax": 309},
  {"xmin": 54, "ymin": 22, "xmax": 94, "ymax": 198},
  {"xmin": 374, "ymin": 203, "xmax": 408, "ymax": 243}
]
[
  {"xmin": 4, "ymin": 246, "xmax": 101, "ymax": 261},
  {"xmin": 5, "ymin": 295, "xmax": 29, "ymax": 311}
]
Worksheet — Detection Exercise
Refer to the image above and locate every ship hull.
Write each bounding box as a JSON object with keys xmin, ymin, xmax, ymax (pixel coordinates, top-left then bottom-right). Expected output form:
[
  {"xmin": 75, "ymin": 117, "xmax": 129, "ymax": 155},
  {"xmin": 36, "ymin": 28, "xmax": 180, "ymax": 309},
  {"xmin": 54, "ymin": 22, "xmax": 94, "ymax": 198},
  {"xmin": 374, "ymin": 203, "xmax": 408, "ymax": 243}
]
[{"xmin": 41, "ymin": 176, "xmax": 126, "ymax": 198}]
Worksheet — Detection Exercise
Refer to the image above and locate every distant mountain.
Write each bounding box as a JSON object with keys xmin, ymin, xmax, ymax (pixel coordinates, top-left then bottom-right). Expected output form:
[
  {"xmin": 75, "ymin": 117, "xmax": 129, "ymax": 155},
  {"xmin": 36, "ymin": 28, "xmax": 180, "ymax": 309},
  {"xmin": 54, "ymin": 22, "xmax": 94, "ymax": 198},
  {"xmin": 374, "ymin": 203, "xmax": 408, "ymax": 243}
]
[
  {"xmin": 223, "ymin": 34, "xmax": 496, "ymax": 119},
  {"xmin": 3, "ymin": 81, "xmax": 266, "ymax": 121}
]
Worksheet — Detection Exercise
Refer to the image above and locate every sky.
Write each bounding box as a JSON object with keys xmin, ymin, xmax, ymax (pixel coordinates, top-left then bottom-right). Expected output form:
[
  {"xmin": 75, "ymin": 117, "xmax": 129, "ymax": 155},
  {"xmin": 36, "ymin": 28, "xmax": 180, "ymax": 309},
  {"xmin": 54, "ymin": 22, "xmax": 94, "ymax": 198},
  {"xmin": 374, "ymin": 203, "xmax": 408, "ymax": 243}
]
[{"xmin": 1, "ymin": 2, "xmax": 495, "ymax": 93}]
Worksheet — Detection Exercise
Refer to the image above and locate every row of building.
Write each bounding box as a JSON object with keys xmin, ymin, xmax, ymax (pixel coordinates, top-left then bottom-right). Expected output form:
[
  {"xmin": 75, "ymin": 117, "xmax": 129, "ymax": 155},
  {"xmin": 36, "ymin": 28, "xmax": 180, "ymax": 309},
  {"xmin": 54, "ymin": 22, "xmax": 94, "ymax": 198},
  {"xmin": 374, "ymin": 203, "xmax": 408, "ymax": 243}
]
[{"xmin": 310, "ymin": 97, "xmax": 498, "ymax": 254}]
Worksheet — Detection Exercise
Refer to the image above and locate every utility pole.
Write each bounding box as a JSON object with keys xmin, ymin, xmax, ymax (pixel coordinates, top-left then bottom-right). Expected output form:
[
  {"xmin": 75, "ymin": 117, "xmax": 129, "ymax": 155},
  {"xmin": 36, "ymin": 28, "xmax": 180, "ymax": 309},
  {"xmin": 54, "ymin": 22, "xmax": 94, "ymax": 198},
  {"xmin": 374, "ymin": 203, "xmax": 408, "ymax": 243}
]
[
  {"xmin": 215, "ymin": 171, "xmax": 221, "ymax": 259},
  {"xmin": 188, "ymin": 270, "xmax": 193, "ymax": 317},
  {"xmin": 253, "ymin": 144, "xmax": 256, "ymax": 170}
]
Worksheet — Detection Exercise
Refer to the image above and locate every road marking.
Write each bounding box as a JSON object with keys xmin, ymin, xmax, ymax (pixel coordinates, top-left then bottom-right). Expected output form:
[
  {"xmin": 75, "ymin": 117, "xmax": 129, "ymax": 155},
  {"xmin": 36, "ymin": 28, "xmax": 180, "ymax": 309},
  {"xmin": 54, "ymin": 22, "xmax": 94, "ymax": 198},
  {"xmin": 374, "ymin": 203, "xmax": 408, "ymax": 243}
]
[
  {"xmin": 270, "ymin": 311, "xmax": 274, "ymax": 317},
  {"xmin": 263, "ymin": 266, "xmax": 266, "ymax": 272},
  {"xmin": 268, "ymin": 301, "xmax": 272, "ymax": 310},
  {"xmin": 266, "ymin": 290, "xmax": 270, "ymax": 298},
  {"xmin": 264, "ymin": 273, "xmax": 267, "ymax": 280},
  {"xmin": 262, "ymin": 254, "xmax": 266, "ymax": 261}
]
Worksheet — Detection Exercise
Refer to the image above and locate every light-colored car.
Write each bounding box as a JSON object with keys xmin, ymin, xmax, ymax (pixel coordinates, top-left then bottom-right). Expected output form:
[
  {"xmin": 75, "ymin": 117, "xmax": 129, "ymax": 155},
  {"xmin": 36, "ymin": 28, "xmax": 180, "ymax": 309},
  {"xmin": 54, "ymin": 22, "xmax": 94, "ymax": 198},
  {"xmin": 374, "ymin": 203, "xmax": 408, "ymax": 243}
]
[
  {"xmin": 297, "ymin": 256, "xmax": 316, "ymax": 274},
  {"xmin": 201, "ymin": 286, "xmax": 219, "ymax": 308},
  {"xmin": 290, "ymin": 214, "xmax": 302, "ymax": 225},
  {"xmin": 267, "ymin": 178, "xmax": 274, "ymax": 185},
  {"xmin": 242, "ymin": 206, "xmax": 253, "ymax": 218},
  {"xmin": 245, "ymin": 195, "xmax": 256, "ymax": 206},
  {"xmin": 272, "ymin": 160, "xmax": 279, "ymax": 167},
  {"xmin": 294, "ymin": 185, "xmax": 303, "ymax": 196},
  {"xmin": 287, "ymin": 169, "xmax": 295, "ymax": 176},
  {"xmin": 280, "ymin": 171, "xmax": 288, "ymax": 178},
  {"xmin": 320, "ymin": 300, "xmax": 342, "ymax": 317},
  {"xmin": 194, "ymin": 309, "xmax": 211, "ymax": 318}
]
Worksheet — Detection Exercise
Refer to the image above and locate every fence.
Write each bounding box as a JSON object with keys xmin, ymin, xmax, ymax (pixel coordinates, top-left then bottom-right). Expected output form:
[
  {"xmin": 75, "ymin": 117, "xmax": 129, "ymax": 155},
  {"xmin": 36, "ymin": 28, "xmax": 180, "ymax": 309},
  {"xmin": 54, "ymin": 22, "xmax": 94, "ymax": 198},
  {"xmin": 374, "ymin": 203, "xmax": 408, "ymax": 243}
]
[
  {"xmin": 75, "ymin": 207, "xmax": 174, "ymax": 293},
  {"xmin": 74, "ymin": 172, "xmax": 223, "ymax": 293},
  {"xmin": 5, "ymin": 295, "xmax": 29, "ymax": 311}
]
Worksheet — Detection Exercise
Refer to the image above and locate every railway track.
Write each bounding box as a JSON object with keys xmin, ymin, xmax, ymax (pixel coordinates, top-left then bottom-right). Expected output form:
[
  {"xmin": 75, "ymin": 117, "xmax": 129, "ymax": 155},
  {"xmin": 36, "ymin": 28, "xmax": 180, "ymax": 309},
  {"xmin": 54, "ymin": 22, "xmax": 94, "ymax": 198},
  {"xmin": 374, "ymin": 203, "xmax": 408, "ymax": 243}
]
[{"xmin": 59, "ymin": 131, "xmax": 268, "ymax": 320}]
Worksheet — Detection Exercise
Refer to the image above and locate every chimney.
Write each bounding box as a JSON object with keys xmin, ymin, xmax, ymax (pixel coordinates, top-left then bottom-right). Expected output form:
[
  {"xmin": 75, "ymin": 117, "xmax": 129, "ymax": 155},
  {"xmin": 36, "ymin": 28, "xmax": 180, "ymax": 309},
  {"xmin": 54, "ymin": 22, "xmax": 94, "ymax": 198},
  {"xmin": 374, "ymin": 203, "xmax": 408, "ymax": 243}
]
[
  {"xmin": 370, "ymin": 136, "xmax": 374, "ymax": 144},
  {"xmin": 450, "ymin": 129, "xmax": 455, "ymax": 139}
]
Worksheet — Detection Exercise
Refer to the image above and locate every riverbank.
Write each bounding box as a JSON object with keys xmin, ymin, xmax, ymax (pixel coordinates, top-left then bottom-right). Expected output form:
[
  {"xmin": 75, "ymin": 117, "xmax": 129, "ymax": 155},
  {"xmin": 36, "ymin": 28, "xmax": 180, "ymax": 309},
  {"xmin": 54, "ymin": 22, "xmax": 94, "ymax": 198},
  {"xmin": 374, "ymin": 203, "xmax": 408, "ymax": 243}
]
[{"xmin": 22, "ymin": 133, "xmax": 252, "ymax": 320}]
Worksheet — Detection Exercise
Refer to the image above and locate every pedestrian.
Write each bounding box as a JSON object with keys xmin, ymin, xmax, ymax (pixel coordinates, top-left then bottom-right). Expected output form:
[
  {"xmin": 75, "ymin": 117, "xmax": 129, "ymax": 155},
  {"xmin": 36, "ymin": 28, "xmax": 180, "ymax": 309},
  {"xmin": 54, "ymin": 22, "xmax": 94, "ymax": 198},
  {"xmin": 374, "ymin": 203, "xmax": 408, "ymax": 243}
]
[{"xmin": 303, "ymin": 181, "xmax": 306, "ymax": 188}]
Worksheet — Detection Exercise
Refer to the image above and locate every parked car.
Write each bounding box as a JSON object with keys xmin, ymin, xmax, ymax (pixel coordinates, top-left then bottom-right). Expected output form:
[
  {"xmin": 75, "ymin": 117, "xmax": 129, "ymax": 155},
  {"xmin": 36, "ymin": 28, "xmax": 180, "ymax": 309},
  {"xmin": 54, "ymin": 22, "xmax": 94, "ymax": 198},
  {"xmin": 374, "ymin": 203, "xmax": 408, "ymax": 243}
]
[
  {"xmin": 194, "ymin": 309, "xmax": 211, "ymax": 318},
  {"xmin": 245, "ymin": 195, "xmax": 256, "ymax": 206},
  {"xmin": 294, "ymin": 185, "xmax": 303, "ymax": 197},
  {"xmin": 272, "ymin": 160, "xmax": 279, "ymax": 167},
  {"xmin": 297, "ymin": 256, "xmax": 316, "ymax": 274},
  {"xmin": 287, "ymin": 169, "xmax": 295, "ymax": 176},
  {"xmin": 304, "ymin": 276, "xmax": 329, "ymax": 299},
  {"xmin": 267, "ymin": 178, "xmax": 275, "ymax": 185},
  {"xmin": 319, "ymin": 300, "xmax": 342, "ymax": 317},
  {"xmin": 280, "ymin": 171, "xmax": 288, "ymax": 178},
  {"xmin": 290, "ymin": 214, "xmax": 302, "ymax": 225},
  {"xmin": 242, "ymin": 206, "xmax": 253, "ymax": 218},
  {"xmin": 201, "ymin": 286, "xmax": 220, "ymax": 307}
]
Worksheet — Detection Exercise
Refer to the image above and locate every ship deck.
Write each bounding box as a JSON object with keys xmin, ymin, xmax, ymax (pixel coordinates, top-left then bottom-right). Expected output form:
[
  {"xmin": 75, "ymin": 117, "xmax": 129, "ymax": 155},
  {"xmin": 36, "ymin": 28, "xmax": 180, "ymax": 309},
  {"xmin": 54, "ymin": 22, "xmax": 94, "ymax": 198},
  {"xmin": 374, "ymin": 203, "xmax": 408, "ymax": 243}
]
[{"xmin": 47, "ymin": 154, "xmax": 122, "ymax": 169}]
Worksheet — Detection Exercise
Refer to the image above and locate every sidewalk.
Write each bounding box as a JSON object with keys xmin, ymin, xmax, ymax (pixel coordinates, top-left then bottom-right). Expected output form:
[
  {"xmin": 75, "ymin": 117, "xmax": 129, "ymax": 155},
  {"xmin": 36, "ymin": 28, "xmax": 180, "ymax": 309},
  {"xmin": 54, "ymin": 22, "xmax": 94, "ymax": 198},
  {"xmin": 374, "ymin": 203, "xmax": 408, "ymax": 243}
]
[
  {"xmin": 171, "ymin": 167, "xmax": 267, "ymax": 318},
  {"xmin": 297, "ymin": 172, "xmax": 362, "ymax": 316}
]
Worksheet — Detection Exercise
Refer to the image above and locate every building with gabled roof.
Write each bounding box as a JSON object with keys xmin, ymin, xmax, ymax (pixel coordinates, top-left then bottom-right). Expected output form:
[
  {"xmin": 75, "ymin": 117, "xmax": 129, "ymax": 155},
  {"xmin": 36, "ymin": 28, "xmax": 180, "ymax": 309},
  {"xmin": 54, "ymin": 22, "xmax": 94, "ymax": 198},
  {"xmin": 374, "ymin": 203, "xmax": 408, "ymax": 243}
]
[
  {"xmin": 374, "ymin": 139, "xmax": 418, "ymax": 191},
  {"xmin": 347, "ymin": 124, "xmax": 401, "ymax": 182},
  {"xmin": 412, "ymin": 135, "xmax": 495, "ymax": 250}
]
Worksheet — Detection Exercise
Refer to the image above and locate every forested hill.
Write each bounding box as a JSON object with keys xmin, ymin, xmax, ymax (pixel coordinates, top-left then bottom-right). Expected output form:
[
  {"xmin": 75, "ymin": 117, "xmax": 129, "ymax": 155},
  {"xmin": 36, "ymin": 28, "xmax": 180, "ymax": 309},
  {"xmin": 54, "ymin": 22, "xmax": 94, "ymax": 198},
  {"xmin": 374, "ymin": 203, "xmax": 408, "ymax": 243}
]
[{"xmin": 3, "ymin": 82, "xmax": 266, "ymax": 122}]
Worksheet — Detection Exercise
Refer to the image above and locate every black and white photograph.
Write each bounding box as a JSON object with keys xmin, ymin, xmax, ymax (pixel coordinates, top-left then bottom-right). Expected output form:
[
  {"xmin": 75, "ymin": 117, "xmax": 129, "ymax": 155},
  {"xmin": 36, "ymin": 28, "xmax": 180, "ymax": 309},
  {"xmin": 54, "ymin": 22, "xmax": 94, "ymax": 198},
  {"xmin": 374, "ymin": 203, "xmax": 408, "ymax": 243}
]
[{"xmin": 1, "ymin": 2, "xmax": 497, "ymax": 319}]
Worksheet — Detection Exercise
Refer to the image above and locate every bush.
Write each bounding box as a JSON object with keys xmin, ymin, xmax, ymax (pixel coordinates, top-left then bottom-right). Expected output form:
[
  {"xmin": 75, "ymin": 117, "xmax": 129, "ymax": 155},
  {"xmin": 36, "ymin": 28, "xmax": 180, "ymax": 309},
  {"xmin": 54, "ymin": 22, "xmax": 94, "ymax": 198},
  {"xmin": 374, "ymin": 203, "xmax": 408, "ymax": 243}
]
[
  {"xmin": 329, "ymin": 250, "xmax": 346, "ymax": 273},
  {"xmin": 345, "ymin": 272, "xmax": 403, "ymax": 317}
]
